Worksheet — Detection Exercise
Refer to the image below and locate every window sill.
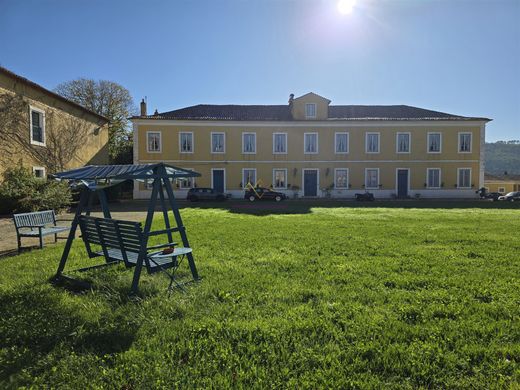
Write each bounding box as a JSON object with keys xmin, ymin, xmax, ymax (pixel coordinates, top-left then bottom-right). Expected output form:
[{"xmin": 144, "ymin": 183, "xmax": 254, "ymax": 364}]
[{"xmin": 30, "ymin": 140, "xmax": 46, "ymax": 147}]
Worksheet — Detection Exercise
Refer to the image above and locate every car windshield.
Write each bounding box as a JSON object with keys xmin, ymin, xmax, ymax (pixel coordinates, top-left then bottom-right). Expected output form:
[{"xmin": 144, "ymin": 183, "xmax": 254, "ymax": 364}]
[{"xmin": 505, "ymin": 192, "xmax": 515, "ymax": 196}]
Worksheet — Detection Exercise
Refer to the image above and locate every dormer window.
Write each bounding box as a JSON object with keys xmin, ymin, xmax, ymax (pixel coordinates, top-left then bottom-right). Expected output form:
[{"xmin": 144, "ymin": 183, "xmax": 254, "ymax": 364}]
[{"xmin": 305, "ymin": 103, "xmax": 316, "ymax": 118}]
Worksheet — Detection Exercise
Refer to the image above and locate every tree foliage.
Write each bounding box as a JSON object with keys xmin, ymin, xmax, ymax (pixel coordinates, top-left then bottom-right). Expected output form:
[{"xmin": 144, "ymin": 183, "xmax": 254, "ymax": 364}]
[
  {"xmin": 485, "ymin": 141, "xmax": 520, "ymax": 175},
  {"xmin": 54, "ymin": 79, "xmax": 136, "ymax": 163}
]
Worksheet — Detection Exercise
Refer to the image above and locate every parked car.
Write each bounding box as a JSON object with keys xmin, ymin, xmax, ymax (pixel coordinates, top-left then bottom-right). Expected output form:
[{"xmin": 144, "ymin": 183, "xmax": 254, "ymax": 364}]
[
  {"xmin": 244, "ymin": 187, "xmax": 287, "ymax": 202},
  {"xmin": 483, "ymin": 192, "xmax": 503, "ymax": 201},
  {"xmin": 187, "ymin": 188, "xmax": 227, "ymax": 202},
  {"xmin": 355, "ymin": 191, "xmax": 375, "ymax": 201},
  {"xmin": 498, "ymin": 191, "xmax": 520, "ymax": 202}
]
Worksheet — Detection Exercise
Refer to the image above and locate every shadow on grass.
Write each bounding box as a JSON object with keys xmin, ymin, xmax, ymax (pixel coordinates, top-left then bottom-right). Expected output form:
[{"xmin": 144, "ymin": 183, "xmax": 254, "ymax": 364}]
[{"xmin": 0, "ymin": 285, "xmax": 139, "ymax": 380}]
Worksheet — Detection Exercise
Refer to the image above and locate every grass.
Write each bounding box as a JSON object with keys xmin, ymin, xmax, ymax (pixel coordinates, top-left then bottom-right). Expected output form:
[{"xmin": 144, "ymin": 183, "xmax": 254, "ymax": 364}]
[{"xmin": 0, "ymin": 203, "xmax": 519, "ymax": 388}]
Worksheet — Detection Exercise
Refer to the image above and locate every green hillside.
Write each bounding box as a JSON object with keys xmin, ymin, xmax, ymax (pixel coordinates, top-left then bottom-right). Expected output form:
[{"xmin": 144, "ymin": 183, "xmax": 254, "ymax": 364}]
[{"xmin": 485, "ymin": 141, "xmax": 520, "ymax": 175}]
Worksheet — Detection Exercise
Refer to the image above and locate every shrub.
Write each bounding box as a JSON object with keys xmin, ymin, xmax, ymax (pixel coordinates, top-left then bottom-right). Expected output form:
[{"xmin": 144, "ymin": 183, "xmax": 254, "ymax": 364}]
[{"xmin": 0, "ymin": 166, "xmax": 71, "ymax": 214}]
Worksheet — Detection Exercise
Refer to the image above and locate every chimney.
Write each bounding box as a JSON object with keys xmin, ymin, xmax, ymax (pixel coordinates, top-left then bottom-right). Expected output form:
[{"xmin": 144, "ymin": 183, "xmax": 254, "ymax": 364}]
[
  {"xmin": 154, "ymin": 108, "xmax": 159, "ymax": 115},
  {"xmin": 288, "ymin": 93, "xmax": 294, "ymax": 105},
  {"xmin": 140, "ymin": 98, "xmax": 147, "ymax": 116}
]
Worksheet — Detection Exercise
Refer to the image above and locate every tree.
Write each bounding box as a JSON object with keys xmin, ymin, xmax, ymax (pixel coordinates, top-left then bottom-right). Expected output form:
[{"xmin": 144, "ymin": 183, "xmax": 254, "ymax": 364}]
[
  {"xmin": 0, "ymin": 93, "xmax": 94, "ymax": 173},
  {"xmin": 54, "ymin": 79, "xmax": 136, "ymax": 163}
]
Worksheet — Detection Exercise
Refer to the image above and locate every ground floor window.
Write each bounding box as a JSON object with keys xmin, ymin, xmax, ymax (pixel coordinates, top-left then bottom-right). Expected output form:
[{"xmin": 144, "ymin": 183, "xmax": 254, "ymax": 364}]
[
  {"xmin": 273, "ymin": 169, "xmax": 287, "ymax": 189},
  {"xmin": 243, "ymin": 169, "xmax": 256, "ymax": 188},
  {"xmin": 365, "ymin": 168, "xmax": 379, "ymax": 189},
  {"xmin": 178, "ymin": 168, "xmax": 194, "ymax": 189},
  {"xmin": 32, "ymin": 166, "xmax": 45, "ymax": 178},
  {"xmin": 427, "ymin": 168, "xmax": 441, "ymax": 188},
  {"xmin": 498, "ymin": 187, "xmax": 505, "ymax": 193},
  {"xmin": 335, "ymin": 168, "xmax": 349, "ymax": 188},
  {"xmin": 457, "ymin": 168, "xmax": 471, "ymax": 188}
]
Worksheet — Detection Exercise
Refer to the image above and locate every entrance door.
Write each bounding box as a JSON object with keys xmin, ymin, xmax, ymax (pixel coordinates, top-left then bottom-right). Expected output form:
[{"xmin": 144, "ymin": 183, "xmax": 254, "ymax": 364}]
[
  {"xmin": 397, "ymin": 169, "xmax": 409, "ymax": 198},
  {"xmin": 212, "ymin": 169, "xmax": 225, "ymax": 193},
  {"xmin": 303, "ymin": 170, "xmax": 318, "ymax": 197}
]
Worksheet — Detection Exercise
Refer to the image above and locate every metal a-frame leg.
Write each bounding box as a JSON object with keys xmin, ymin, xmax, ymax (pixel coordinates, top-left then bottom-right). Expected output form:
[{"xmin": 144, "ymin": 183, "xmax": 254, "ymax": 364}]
[
  {"xmin": 161, "ymin": 171, "xmax": 199, "ymax": 281},
  {"xmin": 55, "ymin": 188, "xmax": 90, "ymax": 277},
  {"xmin": 158, "ymin": 182, "xmax": 173, "ymax": 244},
  {"xmin": 130, "ymin": 175, "xmax": 159, "ymax": 295},
  {"xmin": 97, "ymin": 189, "xmax": 112, "ymax": 218}
]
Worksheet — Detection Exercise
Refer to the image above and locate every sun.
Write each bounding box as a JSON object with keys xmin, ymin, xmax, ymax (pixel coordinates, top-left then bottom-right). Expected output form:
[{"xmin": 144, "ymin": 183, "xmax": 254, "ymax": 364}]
[{"xmin": 337, "ymin": 0, "xmax": 356, "ymax": 15}]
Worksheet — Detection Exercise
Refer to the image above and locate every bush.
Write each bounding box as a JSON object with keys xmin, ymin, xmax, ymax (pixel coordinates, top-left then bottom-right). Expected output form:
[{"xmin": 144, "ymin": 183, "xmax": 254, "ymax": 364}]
[{"xmin": 0, "ymin": 166, "xmax": 71, "ymax": 215}]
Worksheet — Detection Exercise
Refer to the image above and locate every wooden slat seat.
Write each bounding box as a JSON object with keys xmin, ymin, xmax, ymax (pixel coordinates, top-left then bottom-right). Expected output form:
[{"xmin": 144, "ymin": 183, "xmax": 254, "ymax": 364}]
[{"xmin": 13, "ymin": 210, "xmax": 70, "ymax": 251}]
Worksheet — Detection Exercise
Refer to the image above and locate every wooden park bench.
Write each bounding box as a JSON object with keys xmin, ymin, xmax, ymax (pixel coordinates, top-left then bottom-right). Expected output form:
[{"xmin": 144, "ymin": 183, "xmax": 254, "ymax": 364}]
[
  {"xmin": 13, "ymin": 210, "xmax": 70, "ymax": 251},
  {"xmin": 78, "ymin": 215, "xmax": 193, "ymax": 292}
]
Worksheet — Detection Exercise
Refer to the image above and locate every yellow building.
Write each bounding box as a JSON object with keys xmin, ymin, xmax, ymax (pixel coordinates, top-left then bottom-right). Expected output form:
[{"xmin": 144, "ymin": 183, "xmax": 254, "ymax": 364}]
[
  {"xmin": 0, "ymin": 66, "xmax": 109, "ymax": 179},
  {"xmin": 484, "ymin": 174, "xmax": 520, "ymax": 193},
  {"xmin": 131, "ymin": 92, "xmax": 490, "ymax": 199}
]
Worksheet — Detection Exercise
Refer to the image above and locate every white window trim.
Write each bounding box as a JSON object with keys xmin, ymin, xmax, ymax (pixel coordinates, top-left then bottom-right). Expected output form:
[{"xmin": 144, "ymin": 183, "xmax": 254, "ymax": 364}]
[
  {"xmin": 146, "ymin": 131, "xmax": 162, "ymax": 153},
  {"xmin": 427, "ymin": 132, "xmax": 442, "ymax": 154},
  {"xmin": 365, "ymin": 168, "xmax": 380, "ymax": 189},
  {"xmin": 457, "ymin": 168, "xmax": 472, "ymax": 189},
  {"xmin": 301, "ymin": 168, "xmax": 320, "ymax": 196},
  {"xmin": 426, "ymin": 168, "xmax": 441, "ymax": 189},
  {"xmin": 365, "ymin": 132, "xmax": 380, "ymax": 154},
  {"xmin": 396, "ymin": 132, "xmax": 411, "ymax": 154},
  {"xmin": 242, "ymin": 132, "xmax": 256, "ymax": 154},
  {"xmin": 334, "ymin": 168, "xmax": 349, "ymax": 189},
  {"xmin": 32, "ymin": 166, "xmax": 46, "ymax": 178},
  {"xmin": 179, "ymin": 132, "xmax": 194, "ymax": 154},
  {"xmin": 458, "ymin": 132, "xmax": 472, "ymax": 153},
  {"xmin": 210, "ymin": 132, "xmax": 226, "ymax": 154},
  {"xmin": 305, "ymin": 103, "xmax": 317, "ymax": 119},
  {"xmin": 211, "ymin": 168, "xmax": 226, "ymax": 192},
  {"xmin": 29, "ymin": 106, "xmax": 46, "ymax": 146},
  {"xmin": 498, "ymin": 187, "xmax": 505, "ymax": 193},
  {"xmin": 178, "ymin": 167, "xmax": 195, "ymax": 189},
  {"xmin": 304, "ymin": 132, "xmax": 319, "ymax": 154},
  {"xmin": 272, "ymin": 168, "xmax": 288, "ymax": 189},
  {"xmin": 242, "ymin": 168, "xmax": 257, "ymax": 187},
  {"xmin": 272, "ymin": 132, "xmax": 288, "ymax": 154},
  {"xmin": 334, "ymin": 132, "xmax": 349, "ymax": 154}
]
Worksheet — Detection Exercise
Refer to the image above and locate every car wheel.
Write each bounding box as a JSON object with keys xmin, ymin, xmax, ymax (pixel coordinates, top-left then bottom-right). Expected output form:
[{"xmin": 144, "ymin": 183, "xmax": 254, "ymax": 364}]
[
  {"xmin": 249, "ymin": 195, "xmax": 256, "ymax": 202},
  {"xmin": 275, "ymin": 195, "xmax": 282, "ymax": 202}
]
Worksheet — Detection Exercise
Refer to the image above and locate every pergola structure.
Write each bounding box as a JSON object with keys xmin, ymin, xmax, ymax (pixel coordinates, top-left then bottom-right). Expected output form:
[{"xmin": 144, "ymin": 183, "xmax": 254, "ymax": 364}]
[{"xmin": 53, "ymin": 163, "xmax": 201, "ymax": 293}]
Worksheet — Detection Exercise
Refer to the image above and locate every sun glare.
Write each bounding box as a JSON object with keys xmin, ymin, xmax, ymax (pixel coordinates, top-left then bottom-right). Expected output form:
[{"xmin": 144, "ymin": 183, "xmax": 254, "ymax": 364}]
[{"xmin": 337, "ymin": 0, "xmax": 356, "ymax": 15}]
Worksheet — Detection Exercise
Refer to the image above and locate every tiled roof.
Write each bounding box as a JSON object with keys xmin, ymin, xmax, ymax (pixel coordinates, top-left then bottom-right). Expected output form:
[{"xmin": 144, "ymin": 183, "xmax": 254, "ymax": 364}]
[{"xmin": 134, "ymin": 104, "xmax": 489, "ymax": 121}]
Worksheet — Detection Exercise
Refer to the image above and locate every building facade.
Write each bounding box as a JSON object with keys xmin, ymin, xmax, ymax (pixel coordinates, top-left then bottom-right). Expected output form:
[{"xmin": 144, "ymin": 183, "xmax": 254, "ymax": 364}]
[
  {"xmin": 484, "ymin": 174, "xmax": 520, "ymax": 193},
  {"xmin": 131, "ymin": 93, "xmax": 490, "ymax": 199},
  {"xmin": 0, "ymin": 66, "xmax": 109, "ymax": 179}
]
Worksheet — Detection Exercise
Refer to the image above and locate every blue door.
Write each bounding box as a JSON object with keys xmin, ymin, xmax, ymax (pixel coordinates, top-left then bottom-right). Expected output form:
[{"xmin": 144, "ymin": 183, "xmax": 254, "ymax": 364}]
[
  {"xmin": 304, "ymin": 170, "xmax": 318, "ymax": 197},
  {"xmin": 397, "ymin": 169, "xmax": 408, "ymax": 198},
  {"xmin": 212, "ymin": 169, "xmax": 225, "ymax": 193}
]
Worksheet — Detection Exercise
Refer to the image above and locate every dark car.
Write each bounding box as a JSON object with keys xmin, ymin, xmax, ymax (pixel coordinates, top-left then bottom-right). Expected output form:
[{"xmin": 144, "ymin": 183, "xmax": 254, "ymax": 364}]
[
  {"xmin": 187, "ymin": 188, "xmax": 227, "ymax": 202},
  {"xmin": 498, "ymin": 191, "xmax": 520, "ymax": 202},
  {"xmin": 483, "ymin": 192, "xmax": 503, "ymax": 201},
  {"xmin": 355, "ymin": 192, "xmax": 375, "ymax": 201},
  {"xmin": 244, "ymin": 187, "xmax": 287, "ymax": 202}
]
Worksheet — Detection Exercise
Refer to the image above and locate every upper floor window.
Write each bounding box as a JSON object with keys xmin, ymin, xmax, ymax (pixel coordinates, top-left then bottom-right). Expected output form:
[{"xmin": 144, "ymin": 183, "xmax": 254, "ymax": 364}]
[
  {"xmin": 396, "ymin": 132, "xmax": 410, "ymax": 153},
  {"xmin": 211, "ymin": 132, "xmax": 225, "ymax": 153},
  {"xmin": 365, "ymin": 168, "xmax": 379, "ymax": 189},
  {"xmin": 335, "ymin": 168, "xmax": 349, "ymax": 189},
  {"xmin": 366, "ymin": 133, "xmax": 380, "ymax": 153},
  {"xmin": 428, "ymin": 132, "xmax": 442, "ymax": 153},
  {"xmin": 273, "ymin": 133, "xmax": 287, "ymax": 154},
  {"xmin": 427, "ymin": 168, "xmax": 441, "ymax": 188},
  {"xmin": 179, "ymin": 132, "xmax": 193, "ymax": 153},
  {"xmin": 459, "ymin": 132, "xmax": 472, "ymax": 153},
  {"xmin": 304, "ymin": 133, "xmax": 318, "ymax": 154},
  {"xmin": 273, "ymin": 169, "xmax": 287, "ymax": 189},
  {"xmin": 147, "ymin": 131, "xmax": 161, "ymax": 153},
  {"xmin": 458, "ymin": 168, "xmax": 471, "ymax": 188},
  {"xmin": 305, "ymin": 103, "xmax": 316, "ymax": 118},
  {"xmin": 242, "ymin": 132, "xmax": 256, "ymax": 154},
  {"xmin": 335, "ymin": 132, "xmax": 349, "ymax": 154},
  {"xmin": 30, "ymin": 107, "xmax": 45, "ymax": 146}
]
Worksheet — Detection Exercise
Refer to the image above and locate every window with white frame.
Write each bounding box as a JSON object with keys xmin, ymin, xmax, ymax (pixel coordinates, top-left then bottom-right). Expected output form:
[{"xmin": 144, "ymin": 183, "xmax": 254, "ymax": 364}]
[
  {"xmin": 242, "ymin": 133, "xmax": 256, "ymax": 153},
  {"xmin": 178, "ymin": 168, "xmax": 194, "ymax": 189},
  {"xmin": 427, "ymin": 168, "xmax": 441, "ymax": 188},
  {"xmin": 32, "ymin": 166, "xmax": 45, "ymax": 178},
  {"xmin": 179, "ymin": 132, "xmax": 193, "ymax": 153},
  {"xmin": 396, "ymin": 133, "xmax": 410, "ymax": 153},
  {"xmin": 428, "ymin": 133, "xmax": 441, "ymax": 153},
  {"xmin": 30, "ymin": 108, "xmax": 45, "ymax": 146},
  {"xmin": 305, "ymin": 103, "xmax": 316, "ymax": 118},
  {"xmin": 304, "ymin": 133, "xmax": 318, "ymax": 153},
  {"xmin": 335, "ymin": 169, "xmax": 349, "ymax": 189},
  {"xmin": 498, "ymin": 187, "xmax": 505, "ymax": 193},
  {"xmin": 243, "ymin": 169, "xmax": 256, "ymax": 187},
  {"xmin": 366, "ymin": 133, "xmax": 380, "ymax": 153},
  {"xmin": 365, "ymin": 168, "xmax": 379, "ymax": 189},
  {"xmin": 459, "ymin": 133, "xmax": 472, "ymax": 153},
  {"xmin": 273, "ymin": 133, "xmax": 287, "ymax": 154},
  {"xmin": 335, "ymin": 133, "xmax": 349, "ymax": 154},
  {"xmin": 273, "ymin": 169, "xmax": 287, "ymax": 189},
  {"xmin": 147, "ymin": 131, "xmax": 161, "ymax": 152},
  {"xmin": 144, "ymin": 179, "xmax": 154, "ymax": 190},
  {"xmin": 211, "ymin": 132, "xmax": 225, "ymax": 153},
  {"xmin": 458, "ymin": 168, "xmax": 471, "ymax": 188}
]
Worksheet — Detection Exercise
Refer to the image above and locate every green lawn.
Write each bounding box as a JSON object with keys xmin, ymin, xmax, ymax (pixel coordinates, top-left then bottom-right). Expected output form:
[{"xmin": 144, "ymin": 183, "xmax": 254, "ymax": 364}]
[{"xmin": 1, "ymin": 204, "xmax": 519, "ymax": 388}]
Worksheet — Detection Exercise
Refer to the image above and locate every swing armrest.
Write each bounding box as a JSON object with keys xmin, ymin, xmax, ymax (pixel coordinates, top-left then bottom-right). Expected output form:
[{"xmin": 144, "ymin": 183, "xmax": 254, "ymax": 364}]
[{"xmin": 147, "ymin": 242, "xmax": 178, "ymax": 251}]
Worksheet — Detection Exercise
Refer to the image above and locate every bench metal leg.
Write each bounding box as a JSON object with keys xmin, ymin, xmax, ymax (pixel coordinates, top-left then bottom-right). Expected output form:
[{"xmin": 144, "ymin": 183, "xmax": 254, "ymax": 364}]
[
  {"xmin": 39, "ymin": 234, "xmax": 44, "ymax": 249},
  {"xmin": 55, "ymin": 233, "xmax": 58, "ymax": 243},
  {"xmin": 17, "ymin": 235, "xmax": 21, "ymax": 253}
]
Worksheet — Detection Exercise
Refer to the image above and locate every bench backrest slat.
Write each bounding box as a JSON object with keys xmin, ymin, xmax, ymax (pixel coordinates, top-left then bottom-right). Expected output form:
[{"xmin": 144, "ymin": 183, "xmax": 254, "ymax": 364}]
[{"xmin": 13, "ymin": 210, "xmax": 56, "ymax": 229}]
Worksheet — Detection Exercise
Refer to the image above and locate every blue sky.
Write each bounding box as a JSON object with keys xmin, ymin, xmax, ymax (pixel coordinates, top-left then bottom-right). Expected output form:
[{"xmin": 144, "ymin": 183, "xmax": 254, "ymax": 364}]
[{"xmin": 1, "ymin": 0, "xmax": 519, "ymax": 141}]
